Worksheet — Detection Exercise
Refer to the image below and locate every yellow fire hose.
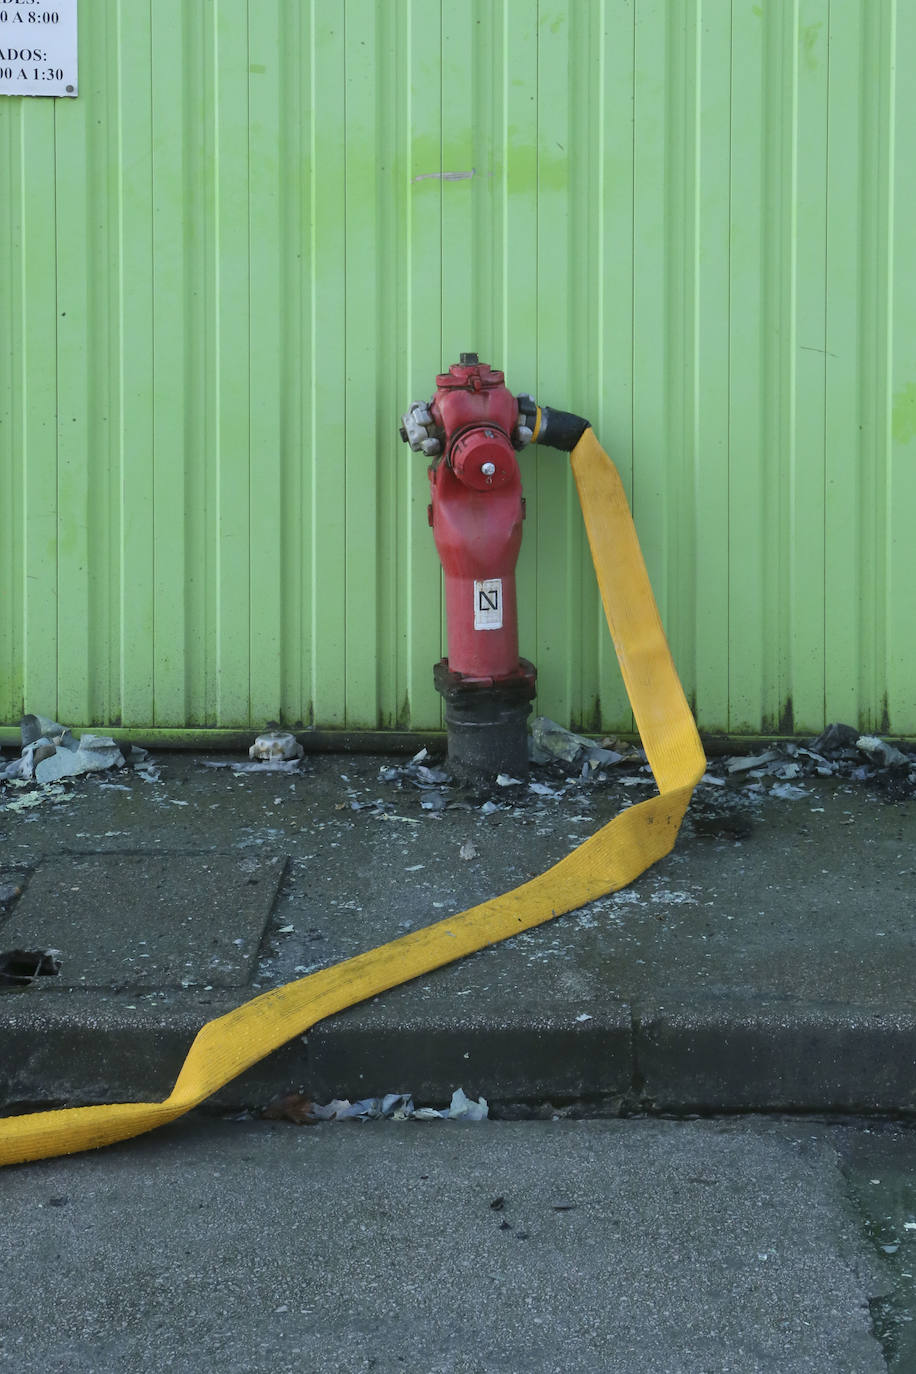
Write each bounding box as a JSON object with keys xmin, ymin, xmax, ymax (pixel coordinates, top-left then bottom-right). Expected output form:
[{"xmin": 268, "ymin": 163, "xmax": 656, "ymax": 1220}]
[{"xmin": 0, "ymin": 428, "xmax": 705, "ymax": 1167}]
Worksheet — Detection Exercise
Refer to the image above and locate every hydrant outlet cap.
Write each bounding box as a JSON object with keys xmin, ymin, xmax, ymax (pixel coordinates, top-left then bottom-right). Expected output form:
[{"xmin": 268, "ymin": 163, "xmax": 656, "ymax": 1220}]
[{"xmin": 449, "ymin": 426, "xmax": 516, "ymax": 490}]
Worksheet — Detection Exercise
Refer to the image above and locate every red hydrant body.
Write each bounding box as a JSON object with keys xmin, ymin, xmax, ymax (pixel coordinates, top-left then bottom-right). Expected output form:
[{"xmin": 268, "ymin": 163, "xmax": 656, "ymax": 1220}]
[
  {"xmin": 401, "ymin": 354, "xmax": 590, "ymax": 783},
  {"xmin": 400, "ymin": 354, "xmax": 538, "ymax": 784},
  {"xmin": 429, "ymin": 462, "xmax": 523, "ymax": 680},
  {"xmin": 427, "ymin": 359, "xmax": 527, "ymax": 682}
]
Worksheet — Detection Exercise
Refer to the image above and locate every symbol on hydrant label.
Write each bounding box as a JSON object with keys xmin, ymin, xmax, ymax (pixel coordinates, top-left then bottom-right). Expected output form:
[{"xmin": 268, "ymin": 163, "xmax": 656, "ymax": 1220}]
[{"xmin": 474, "ymin": 579, "xmax": 503, "ymax": 630}]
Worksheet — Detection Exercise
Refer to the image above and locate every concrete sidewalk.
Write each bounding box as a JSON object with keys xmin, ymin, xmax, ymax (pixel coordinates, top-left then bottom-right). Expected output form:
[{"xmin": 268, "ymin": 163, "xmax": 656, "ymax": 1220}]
[{"xmin": 0, "ymin": 747, "xmax": 914, "ymax": 1115}]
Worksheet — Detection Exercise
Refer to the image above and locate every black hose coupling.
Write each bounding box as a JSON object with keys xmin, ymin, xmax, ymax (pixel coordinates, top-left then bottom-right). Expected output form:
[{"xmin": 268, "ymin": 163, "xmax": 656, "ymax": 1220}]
[{"xmin": 534, "ymin": 406, "xmax": 591, "ymax": 452}]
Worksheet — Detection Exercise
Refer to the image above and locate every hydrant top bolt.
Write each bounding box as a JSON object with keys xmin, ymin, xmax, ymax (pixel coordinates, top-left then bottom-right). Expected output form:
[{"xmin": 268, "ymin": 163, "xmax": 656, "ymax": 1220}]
[{"xmin": 481, "ymin": 462, "xmax": 496, "ymax": 476}]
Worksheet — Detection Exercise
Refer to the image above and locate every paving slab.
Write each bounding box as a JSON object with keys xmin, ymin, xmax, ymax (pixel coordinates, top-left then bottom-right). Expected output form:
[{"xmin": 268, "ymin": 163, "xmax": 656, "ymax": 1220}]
[
  {"xmin": 2, "ymin": 851, "xmax": 286, "ymax": 989},
  {"xmin": 0, "ymin": 750, "xmax": 913, "ymax": 1112}
]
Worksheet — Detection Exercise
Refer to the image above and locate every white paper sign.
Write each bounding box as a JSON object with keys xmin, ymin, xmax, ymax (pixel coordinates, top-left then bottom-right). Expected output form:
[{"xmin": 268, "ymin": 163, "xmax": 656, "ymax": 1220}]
[
  {"xmin": 473, "ymin": 578, "xmax": 503, "ymax": 631},
  {"xmin": 0, "ymin": 0, "xmax": 77, "ymax": 97}
]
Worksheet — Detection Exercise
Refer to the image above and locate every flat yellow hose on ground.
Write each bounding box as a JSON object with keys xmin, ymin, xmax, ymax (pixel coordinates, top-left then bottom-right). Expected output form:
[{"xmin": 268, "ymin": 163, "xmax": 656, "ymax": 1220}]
[{"xmin": 0, "ymin": 430, "xmax": 705, "ymax": 1167}]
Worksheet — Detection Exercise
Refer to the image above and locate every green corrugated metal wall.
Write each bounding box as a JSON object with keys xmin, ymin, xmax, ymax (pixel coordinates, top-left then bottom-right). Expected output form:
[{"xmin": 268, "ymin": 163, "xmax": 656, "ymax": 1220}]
[{"xmin": 1, "ymin": 0, "xmax": 914, "ymax": 738}]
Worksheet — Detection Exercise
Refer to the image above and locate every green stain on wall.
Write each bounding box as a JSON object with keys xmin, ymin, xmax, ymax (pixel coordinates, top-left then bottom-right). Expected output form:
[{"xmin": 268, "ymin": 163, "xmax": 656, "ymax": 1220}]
[
  {"xmin": 800, "ymin": 22, "xmax": 823, "ymax": 71},
  {"xmin": 892, "ymin": 383, "xmax": 916, "ymax": 445}
]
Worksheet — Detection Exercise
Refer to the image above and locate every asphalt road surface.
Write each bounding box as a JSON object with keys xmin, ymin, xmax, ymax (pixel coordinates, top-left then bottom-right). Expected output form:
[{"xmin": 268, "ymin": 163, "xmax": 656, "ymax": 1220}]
[{"xmin": 1, "ymin": 1113, "xmax": 913, "ymax": 1373}]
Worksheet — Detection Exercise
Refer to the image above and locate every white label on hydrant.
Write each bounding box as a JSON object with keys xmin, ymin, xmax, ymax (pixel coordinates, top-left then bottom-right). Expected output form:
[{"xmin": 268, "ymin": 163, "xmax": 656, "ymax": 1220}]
[{"xmin": 474, "ymin": 579, "xmax": 503, "ymax": 630}]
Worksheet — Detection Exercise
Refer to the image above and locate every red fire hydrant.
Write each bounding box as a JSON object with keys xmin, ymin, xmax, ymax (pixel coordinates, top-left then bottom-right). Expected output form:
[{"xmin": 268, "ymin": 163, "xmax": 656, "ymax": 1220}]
[{"xmin": 401, "ymin": 354, "xmax": 589, "ymax": 785}]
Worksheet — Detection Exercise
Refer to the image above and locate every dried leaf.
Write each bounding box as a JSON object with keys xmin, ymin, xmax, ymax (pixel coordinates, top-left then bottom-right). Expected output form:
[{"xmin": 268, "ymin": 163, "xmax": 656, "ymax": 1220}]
[{"xmin": 262, "ymin": 1093, "xmax": 318, "ymax": 1125}]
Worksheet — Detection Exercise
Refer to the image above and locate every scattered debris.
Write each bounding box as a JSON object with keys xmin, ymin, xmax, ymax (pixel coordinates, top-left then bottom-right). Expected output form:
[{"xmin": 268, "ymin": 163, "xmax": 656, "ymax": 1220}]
[
  {"xmin": 200, "ymin": 758, "xmax": 303, "ymax": 774},
  {"xmin": 261, "ymin": 1086, "xmax": 488, "ymax": 1124},
  {"xmin": 0, "ymin": 882, "xmax": 23, "ymax": 906},
  {"xmin": 0, "ymin": 948, "xmax": 61, "ymax": 988},
  {"xmin": 769, "ymin": 783, "xmax": 809, "ymax": 801},
  {"xmin": 532, "ymin": 718, "xmax": 913, "ymax": 804},
  {"xmin": 811, "ymin": 723, "xmax": 859, "ymax": 753},
  {"xmin": 378, "ymin": 749, "xmax": 451, "ymax": 791},
  {"xmin": 529, "ymin": 717, "xmax": 633, "ymax": 771},
  {"xmin": 249, "ymin": 730, "xmax": 304, "ymax": 763},
  {"xmin": 1, "ymin": 714, "xmax": 151, "ymax": 788},
  {"xmin": 459, "ymin": 840, "xmax": 478, "ymax": 861},
  {"xmin": 856, "ymin": 735, "xmax": 910, "ymax": 769},
  {"xmin": 726, "ymin": 751, "xmax": 779, "ymax": 774},
  {"xmin": 1, "ymin": 784, "xmax": 68, "ymax": 814},
  {"xmin": 707, "ymin": 723, "xmax": 916, "ymax": 802},
  {"xmin": 528, "ymin": 780, "xmax": 564, "ymax": 798}
]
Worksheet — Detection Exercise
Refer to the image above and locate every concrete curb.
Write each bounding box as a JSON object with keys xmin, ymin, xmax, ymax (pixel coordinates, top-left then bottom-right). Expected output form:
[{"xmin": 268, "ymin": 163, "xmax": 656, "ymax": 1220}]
[{"xmin": 2, "ymin": 991, "xmax": 915, "ymax": 1117}]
